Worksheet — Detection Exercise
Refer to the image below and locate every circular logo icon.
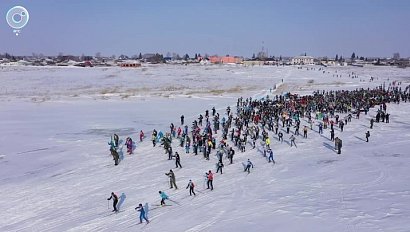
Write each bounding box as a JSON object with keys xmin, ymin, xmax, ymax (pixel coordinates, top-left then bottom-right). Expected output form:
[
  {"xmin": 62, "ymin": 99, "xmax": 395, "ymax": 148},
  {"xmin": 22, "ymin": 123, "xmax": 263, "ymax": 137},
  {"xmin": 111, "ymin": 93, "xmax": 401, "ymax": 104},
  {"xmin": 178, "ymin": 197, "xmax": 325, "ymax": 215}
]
[{"xmin": 6, "ymin": 6, "xmax": 30, "ymax": 30}]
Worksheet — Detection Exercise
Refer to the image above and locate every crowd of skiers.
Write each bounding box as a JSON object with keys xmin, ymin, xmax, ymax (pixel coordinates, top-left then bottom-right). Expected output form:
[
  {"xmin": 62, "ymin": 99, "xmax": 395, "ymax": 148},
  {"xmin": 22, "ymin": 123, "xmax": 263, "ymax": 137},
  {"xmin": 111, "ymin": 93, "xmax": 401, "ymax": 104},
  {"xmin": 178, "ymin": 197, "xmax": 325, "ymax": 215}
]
[{"xmin": 105, "ymin": 76, "xmax": 410, "ymax": 224}]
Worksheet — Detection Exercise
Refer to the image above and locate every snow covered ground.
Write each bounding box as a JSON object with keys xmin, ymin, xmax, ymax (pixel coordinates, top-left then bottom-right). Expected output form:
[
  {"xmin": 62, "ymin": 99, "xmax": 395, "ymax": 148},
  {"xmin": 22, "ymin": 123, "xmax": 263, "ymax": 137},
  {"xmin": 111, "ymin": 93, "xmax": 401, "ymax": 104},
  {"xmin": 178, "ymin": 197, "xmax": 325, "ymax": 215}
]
[{"xmin": 1, "ymin": 65, "xmax": 410, "ymax": 232}]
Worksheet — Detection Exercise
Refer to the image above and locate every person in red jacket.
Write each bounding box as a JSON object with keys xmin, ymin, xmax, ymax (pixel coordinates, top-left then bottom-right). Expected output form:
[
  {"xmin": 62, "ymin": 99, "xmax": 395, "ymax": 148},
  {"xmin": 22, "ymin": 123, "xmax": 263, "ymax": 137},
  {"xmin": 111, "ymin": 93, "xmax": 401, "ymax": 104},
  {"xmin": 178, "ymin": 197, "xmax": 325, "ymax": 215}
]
[
  {"xmin": 206, "ymin": 170, "xmax": 213, "ymax": 190},
  {"xmin": 139, "ymin": 130, "xmax": 144, "ymax": 142}
]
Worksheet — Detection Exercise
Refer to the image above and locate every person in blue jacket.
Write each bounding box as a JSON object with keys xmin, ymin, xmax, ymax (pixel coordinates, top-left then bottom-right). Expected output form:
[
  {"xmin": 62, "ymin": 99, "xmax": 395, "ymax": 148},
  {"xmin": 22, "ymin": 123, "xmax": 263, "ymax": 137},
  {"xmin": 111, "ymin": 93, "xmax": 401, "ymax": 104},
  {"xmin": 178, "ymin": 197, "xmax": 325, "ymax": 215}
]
[
  {"xmin": 135, "ymin": 203, "xmax": 149, "ymax": 224},
  {"xmin": 244, "ymin": 159, "xmax": 254, "ymax": 173},
  {"xmin": 159, "ymin": 191, "xmax": 169, "ymax": 206},
  {"xmin": 267, "ymin": 149, "xmax": 275, "ymax": 164},
  {"xmin": 157, "ymin": 131, "xmax": 164, "ymax": 142}
]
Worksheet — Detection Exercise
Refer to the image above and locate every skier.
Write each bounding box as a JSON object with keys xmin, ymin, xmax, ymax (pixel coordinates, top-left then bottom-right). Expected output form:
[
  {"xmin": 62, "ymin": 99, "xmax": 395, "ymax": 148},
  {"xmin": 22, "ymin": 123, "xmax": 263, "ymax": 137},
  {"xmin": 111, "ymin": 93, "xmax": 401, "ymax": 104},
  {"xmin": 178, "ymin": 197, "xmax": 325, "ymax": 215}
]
[
  {"xmin": 113, "ymin": 134, "xmax": 119, "ymax": 148},
  {"xmin": 216, "ymin": 150, "xmax": 223, "ymax": 163},
  {"xmin": 278, "ymin": 132, "xmax": 283, "ymax": 142},
  {"xmin": 152, "ymin": 130, "xmax": 157, "ymax": 147},
  {"xmin": 159, "ymin": 191, "xmax": 169, "ymax": 206},
  {"xmin": 177, "ymin": 127, "xmax": 182, "ymax": 138},
  {"xmin": 289, "ymin": 135, "xmax": 297, "ymax": 147},
  {"xmin": 157, "ymin": 131, "xmax": 164, "ymax": 143},
  {"xmin": 170, "ymin": 123, "xmax": 175, "ymax": 135},
  {"xmin": 193, "ymin": 142, "xmax": 198, "ymax": 155},
  {"xmin": 186, "ymin": 180, "xmax": 196, "ymax": 196},
  {"xmin": 206, "ymin": 170, "xmax": 214, "ymax": 190},
  {"xmin": 370, "ymin": 118, "xmax": 374, "ymax": 129},
  {"xmin": 244, "ymin": 159, "xmax": 254, "ymax": 173},
  {"xmin": 365, "ymin": 131, "xmax": 370, "ymax": 142},
  {"xmin": 135, "ymin": 203, "xmax": 149, "ymax": 224},
  {"xmin": 267, "ymin": 148, "xmax": 275, "ymax": 164},
  {"xmin": 167, "ymin": 146, "xmax": 173, "ymax": 160},
  {"xmin": 185, "ymin": 140, "xmax": 190, "ymax": 153},
  {"xmin": 107, "ymin": 192, "xmax": 119, "ymax": 212},
  {"xmin": 330, "ymin": 129, "xmax": 335, "ymax": 141},
  {"xmin": 265, "ymin": 137, "xmax": 271, "ymax": 148},
  {"xmin": 335, "ymin": 137, "xmax": 342, "ymax": 154},
  {"xmin": 216, "ymin": 160, "xmax": 224, "ymax": 174},
  {"xmin": 228, "ymin": 147, "xmax": 235, "ymax": 164},
  {"xmin": 340, "ymin": 121, "xmax": 344, "ymax": 132},
  {"xmin": 139, "ymin": 130, "xmax": 144, "ymax": 142},
  {"xmin": 108, "ymin": 136, "xmax": 116, "ymax": 150},
  {"xmin": 125, "ymin": 137, "xmax": 133, "ymax": 154},
  {"xmin": 174, "ymin": 152, "xmax": 182, "ymax": 168},
  {"xmin": 181, "ymin": 115, "xmax": 185, "ymax": 125},
  {"xmin": 110, "ymin": 147, "xmax": 120, "ymax": 166},
  {"xmin": 165, "ymin": 169, "xmax": 178, "ymax": 189},
  {"xmin": 338, "ymin": 138, "xmax": 342, "ymax": 154}
]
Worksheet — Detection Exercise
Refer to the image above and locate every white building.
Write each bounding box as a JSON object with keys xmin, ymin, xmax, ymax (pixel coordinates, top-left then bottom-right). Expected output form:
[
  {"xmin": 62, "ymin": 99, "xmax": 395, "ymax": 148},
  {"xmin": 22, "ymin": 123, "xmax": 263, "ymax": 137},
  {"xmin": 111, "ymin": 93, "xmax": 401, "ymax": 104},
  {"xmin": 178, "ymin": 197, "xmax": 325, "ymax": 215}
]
[{"xmin": 291, "ymin": 56, "xmax": 314, "ymax": 65}]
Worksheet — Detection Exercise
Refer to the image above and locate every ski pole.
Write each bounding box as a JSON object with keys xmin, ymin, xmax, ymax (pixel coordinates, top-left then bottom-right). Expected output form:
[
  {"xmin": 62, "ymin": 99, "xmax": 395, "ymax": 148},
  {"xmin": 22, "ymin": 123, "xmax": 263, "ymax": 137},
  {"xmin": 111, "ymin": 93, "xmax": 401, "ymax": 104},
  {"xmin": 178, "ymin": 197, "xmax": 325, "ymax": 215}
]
[
  {"xmin": 168, "ymin": 198, "xmax": 180, "ymax": 205},
  {"xmin": 108, "ymin": 199, "xmax": 110, "ymax": 210}
]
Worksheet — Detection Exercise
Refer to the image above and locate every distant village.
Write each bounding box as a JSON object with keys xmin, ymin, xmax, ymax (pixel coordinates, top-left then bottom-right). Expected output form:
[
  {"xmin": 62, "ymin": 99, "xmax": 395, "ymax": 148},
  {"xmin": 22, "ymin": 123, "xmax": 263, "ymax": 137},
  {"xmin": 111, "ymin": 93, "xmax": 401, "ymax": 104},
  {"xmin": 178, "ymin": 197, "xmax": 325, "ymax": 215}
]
[{"xmin": 0, "ymin": 51, "xmax": 408, "ymax": 68}]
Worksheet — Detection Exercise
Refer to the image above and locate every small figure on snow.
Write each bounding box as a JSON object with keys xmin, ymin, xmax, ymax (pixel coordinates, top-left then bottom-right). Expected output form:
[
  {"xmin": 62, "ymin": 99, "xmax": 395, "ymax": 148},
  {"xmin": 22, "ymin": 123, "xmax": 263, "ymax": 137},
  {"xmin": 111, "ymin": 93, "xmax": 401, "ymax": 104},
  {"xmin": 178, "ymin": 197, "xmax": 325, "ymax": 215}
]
[
  {"xmin": 139, "ymin": 130, "xmax": 144, "ymax": 142},
  {"xmin": 110, "ymin": 147, "xmax": 120, "ymax": 166},
  {"xmin": 165, "ymin": 169, "xmax": 178, "ymax": 189},
  {"xmin": 174, "ymin": 152, "xmax": 182, "ymax": 168},
  {"xmin": 289, "ymin": 135, "xmax": 297, "ymax": 147},
  {"xmin": 113, "ymin": 134, "xmax": 119, "ymax": 147},
  {"xmin": 244, "ymin": 159, "xmax": 254, "ymax": 173},
  {"xmin": 365, "ymin": 131, "xmax": 370, "ymax": 142},
  {"xmin": 135, "ymin": 203, "xmax": 149, "ymax": 224},
  {"xmin": 107, "ymin": 192, "xmax": 119, "ymax": 212},
  {"xmin": 335, "ymin": 137, "xmax": 342, "ymax": 154},
  {"xmin": 125, "ymin": 137, "xmax": 133, "ymax": 154},
  {"xmin": 159, "ymin": 191, "xmax": 169, "ymax": 206},
  {"xmin": 216, "ymin": 160, "xmax": 224, "ymax": 174},
  {"xmin": 278, "ymin": 132, "xmax": 283, "ymax": 142},
  {"xmin": 206, "ymin": 170, "xmax": 214, "ymax": 190},
  {"xmin": 265, "ymin": 137, "xmax": 271, "ymax": 148},
  {"xmin": 152, "ymin": 130, "xmax": 157, "ymax": 147},
  {"xmin": 186, "ymin": 180, "xmax": 196, "ymax": 196},
  {"xmin": 267, "ymin": 149, "xmax": 275, "ymax": 164},
  {"xmin": 181, "ymin": 115, "xmax": 185, "ymax": 125}
]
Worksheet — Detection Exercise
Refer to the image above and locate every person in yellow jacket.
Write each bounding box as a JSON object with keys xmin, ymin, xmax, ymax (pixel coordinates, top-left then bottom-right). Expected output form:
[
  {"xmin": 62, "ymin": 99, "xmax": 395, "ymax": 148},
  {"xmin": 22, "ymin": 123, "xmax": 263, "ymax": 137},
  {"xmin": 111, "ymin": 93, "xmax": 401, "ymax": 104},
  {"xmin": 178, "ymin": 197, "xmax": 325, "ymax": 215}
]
[{"xmin": 265, "ymin": 137, "xmax": 271, "ymax": 148}]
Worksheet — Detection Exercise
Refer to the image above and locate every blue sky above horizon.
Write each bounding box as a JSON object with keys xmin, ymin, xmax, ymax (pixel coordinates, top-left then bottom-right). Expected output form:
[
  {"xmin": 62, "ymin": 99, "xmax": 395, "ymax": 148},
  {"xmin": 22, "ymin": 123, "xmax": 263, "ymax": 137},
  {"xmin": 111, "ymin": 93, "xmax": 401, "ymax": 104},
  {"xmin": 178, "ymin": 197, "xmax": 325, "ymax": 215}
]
[{"xmin": 1, "ymin": 0, "xmax": 409, "ymax": 58}]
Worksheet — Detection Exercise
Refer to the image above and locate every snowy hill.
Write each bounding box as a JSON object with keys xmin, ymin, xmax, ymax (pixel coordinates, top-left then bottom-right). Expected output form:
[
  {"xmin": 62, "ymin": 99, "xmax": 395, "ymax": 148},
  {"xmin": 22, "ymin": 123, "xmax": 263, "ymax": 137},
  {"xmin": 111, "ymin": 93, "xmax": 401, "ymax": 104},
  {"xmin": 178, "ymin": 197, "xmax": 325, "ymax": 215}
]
[{"xmin": 1, "ymin": 65, "xmax": 409, "ymax": 232}]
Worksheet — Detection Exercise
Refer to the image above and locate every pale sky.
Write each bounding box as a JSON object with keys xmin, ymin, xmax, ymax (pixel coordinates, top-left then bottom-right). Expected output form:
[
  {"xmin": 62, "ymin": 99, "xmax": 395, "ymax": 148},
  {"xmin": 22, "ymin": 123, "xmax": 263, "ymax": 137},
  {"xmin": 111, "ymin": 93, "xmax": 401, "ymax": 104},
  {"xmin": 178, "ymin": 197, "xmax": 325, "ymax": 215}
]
[{"xmin": 1, "ymin": 0, "xmax": 409, "ymax": 58}]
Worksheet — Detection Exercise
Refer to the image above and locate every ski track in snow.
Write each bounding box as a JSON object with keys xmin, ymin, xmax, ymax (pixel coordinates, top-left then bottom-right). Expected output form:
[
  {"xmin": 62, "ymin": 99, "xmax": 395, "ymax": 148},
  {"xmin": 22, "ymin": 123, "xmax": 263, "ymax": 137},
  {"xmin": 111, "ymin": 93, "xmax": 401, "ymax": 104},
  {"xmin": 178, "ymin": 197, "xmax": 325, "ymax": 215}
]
[{"xmin": 1, "ymin": 65, "xmax": 410, "ymax": 232}]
